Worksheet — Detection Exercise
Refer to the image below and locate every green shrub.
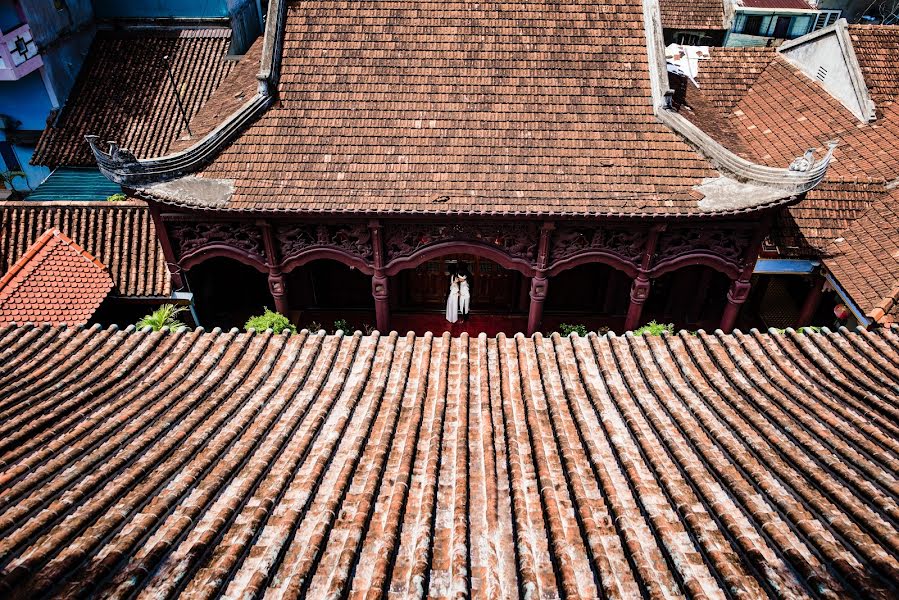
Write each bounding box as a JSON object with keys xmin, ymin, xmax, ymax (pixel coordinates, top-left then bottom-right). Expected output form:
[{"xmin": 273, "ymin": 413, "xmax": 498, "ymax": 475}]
[
  {"xmin": 245, "ymin": 308, "xmax": 296, "ymax": 334},
  {"xmin": 633, "ymin": 320, "xmax": 674, "ymax": 336},
  {"xmin": 136, "ymin": 304, "xmax": 188, "ymax": 331},
  {"xmin": 333, "ymin": 319, "xmax": 350, "ymax": 333},
  {"xmin": 106, "ymin": 192, "xmax": 127, "ymax": 202},
  {"xmin": 560, "ymin": 323, "xmax": 589, "ymax": 337}
]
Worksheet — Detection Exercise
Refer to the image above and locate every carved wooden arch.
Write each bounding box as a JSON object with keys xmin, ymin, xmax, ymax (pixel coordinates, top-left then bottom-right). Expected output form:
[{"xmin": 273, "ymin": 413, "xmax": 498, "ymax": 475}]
[
  {"xmin": 280, "ymin": 248, "xmax": 374, "ymax": 276},
  {"xmin": 180, "ymin": 245, "xmax": 269, "ymax": 274},
  {"xmin": 383, "ymin": 241, "xmax": 536, "ymax": 277},
  {"xmin": 647, "ymin": 252, "xmax": 741, "ymax": 280},
  {"xmin": 546, "ymin": 251, "xmax": 640, "ymax": 279}
]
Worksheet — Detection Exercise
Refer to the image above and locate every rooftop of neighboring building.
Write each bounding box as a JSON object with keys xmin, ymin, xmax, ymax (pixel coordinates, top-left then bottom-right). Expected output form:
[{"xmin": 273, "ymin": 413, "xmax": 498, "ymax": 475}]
[
  {"xmin": 660, "ymin": 0, "xmax": 727, "ymax": 32},
  {"xmin": 0, "ymin": 199, "xmax": 170, "ymax": 297},
  {"xmin": 0, "ymin": 228, "xmax": 113, "ymax": 325},
  {"xmin": 31, "ymin": 26, "xmax": 241, "ymax": 168},
  {"xmin": 824, "ymin": 187, "xmax": 899, "ymax": 324},
  {"xmin": 671, "ymin": 21, "xmax": 899, "ymax": 326},
  {"xmin": 0, "ymin": 324, "xmax": 897, "ymax": 597}
]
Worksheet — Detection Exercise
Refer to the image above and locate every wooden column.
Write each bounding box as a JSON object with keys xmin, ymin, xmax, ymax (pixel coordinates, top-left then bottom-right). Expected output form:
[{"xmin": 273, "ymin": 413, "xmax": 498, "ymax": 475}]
[
  {"xmin": 720, "ymin": 219, "xmax": 769, "ymax": 333},
  {"xmin": 624, "ymin": 275, "xmax": 651, "ymax": 331},
  {"xmin": 797, "ymin": 272, "xmax": 826, "ymax": 327},
  {"xmin": 369, "ymin": 220, "xmax": 391, "ymax": 332},
  {"xmin": 146, "ymin": 202, "xmax": 186, "ymax": 291},
  {"xmin": 259, "ymin": 220, "xmax": 289, "ymax": 316},
  {"xmin": 625, "ymin": 224, "xmax": 663, "ymax": 332},
  {"xmin": 527, "ymin": 222, "xmax": 554, "ymax": 335}
]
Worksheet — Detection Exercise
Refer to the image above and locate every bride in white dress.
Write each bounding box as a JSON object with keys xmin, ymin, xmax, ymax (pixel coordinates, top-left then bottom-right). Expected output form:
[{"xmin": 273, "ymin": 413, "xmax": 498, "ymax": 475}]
[{"xmin": 445, "ymin": 275, "xmax": 460, "ymax": 323}]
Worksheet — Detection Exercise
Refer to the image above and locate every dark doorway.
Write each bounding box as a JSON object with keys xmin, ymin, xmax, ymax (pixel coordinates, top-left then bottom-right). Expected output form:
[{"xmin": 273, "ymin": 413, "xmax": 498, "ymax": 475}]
[
  {"xmin": 187, "ymin": 257, "xmax": 270, "ymax": 330},
  {"xmin": 396, "ymin": 254, "xmax": 525, "ymax": 313},
  {"xmin": 644, "ymin": 266, "xmax": 730, "ymax": 330},
  {"xmin": 546, "ymin": 263, "xmax": 630, "ymax": 314},
  {"xmin": 285, "ymin": 260, "xmax": 375, "ymax": 331}
]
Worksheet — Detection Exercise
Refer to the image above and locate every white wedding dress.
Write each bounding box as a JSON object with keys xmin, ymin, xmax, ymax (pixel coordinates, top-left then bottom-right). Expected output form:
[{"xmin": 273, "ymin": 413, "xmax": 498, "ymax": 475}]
[{"xmin": 445, "ymin": 277, "xmax": 460, "ymax": 323}]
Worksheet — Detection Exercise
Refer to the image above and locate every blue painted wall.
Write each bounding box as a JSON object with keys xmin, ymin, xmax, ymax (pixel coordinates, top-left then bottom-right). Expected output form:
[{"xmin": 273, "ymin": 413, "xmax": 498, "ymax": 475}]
[
  {"xmin": 0, "ymin": 131, "xmax": 50, "ymax": 191},
  {"xmin": 92, "ymin": 0, "xmax": 228, "ymax": 19},
  {"xmin": 0, "ymin": 2, "xmax": 22, "ymax": 33},
  {"xmin": 0, "ymin": 70, "xmax": 53, "ymax": 131}
]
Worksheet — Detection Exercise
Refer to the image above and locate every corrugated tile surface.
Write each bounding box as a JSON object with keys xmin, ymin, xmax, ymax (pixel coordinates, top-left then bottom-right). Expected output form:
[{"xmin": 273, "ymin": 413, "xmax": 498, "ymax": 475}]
[
  {"xmin": 33, "ymin": 29, "xmax": 235, "ymax": 168},
  {"xmin": 0, "ymin": 325, "xmax": 898, "ymax": 598},
  {"xmin": 198, "ymin": 0, "xmax": 720, "ymax": 215},
  {"xmin": 0, "ymin": 229, "xmax": 113, "ymax": 325},
  {"xmin": 0, "ymin": 201, "xmax": 170, "ymax": 297},
  {"xmin": 660, "ymin": 0, "xmax": 725, "ymax": 32}
]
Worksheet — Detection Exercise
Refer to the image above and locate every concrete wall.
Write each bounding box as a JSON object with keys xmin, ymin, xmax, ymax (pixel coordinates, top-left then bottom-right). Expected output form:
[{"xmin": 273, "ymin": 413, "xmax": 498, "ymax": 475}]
[
  {"xmin": 780, "ymin": 31, "xmax": 869, "ymax": 121},
  {"xmin": 19, "ymin": 0, "xmax": 93, "ymax": 46},
  {"xmin": 0, "ymin": 69, "xmax": 52, "ymax": 131},
  {"xmin": 39, "ymin": 25, "xmax": 95, "ymax": 108}
]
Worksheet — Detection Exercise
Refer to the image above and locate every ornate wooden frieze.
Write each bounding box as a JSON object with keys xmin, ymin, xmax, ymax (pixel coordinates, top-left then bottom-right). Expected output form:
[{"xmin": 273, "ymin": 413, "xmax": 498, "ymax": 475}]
[
  {"xmin": 548, "ymin": 225, "xmax": 648, "ymax": 265},
  {"xmin": 653, "ymin": 227, "xmax": 753, "ymax": 267},
  {"xmin": 276, "ymin": 223, "xmax": 373, "ymax": 262},
  {"xmin": 169, "ymin": 221, "xmax": 265, "ymax": 259},
  {"xmin": 383, "ymin": 222, "xmax": 540, "ymax": 263}
]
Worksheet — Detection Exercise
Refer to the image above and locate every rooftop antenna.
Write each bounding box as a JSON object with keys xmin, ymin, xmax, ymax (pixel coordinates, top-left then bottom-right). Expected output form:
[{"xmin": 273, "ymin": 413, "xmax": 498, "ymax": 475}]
[{"xmin": 162, "ymin": 55, "xmax": 192, "ymax": 137}]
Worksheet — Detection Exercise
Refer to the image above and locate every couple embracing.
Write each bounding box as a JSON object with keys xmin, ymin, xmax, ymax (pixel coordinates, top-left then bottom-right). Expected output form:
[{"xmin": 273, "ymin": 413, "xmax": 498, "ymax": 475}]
[{"xmin": 445, "ymin": 263, "xmax": 471, "ymax": 323}]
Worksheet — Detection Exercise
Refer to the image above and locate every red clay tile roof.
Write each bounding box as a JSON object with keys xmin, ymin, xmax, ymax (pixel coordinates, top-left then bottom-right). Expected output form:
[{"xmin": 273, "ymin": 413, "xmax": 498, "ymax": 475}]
[
  {"xmin": 0, "ymin": 201, "xmax": 170, "ymax": 297},
  {"xmin": 191, "ymin": 0, "xmax": 725, "ymax": 215},
  {"xmin": 660, "ymin": 0, "xmax": 726, "ymax": 31},
  {"xmin": 0, "ymin": 229, "xmax": 113, "ymax": 325},
  {"xmin": 824, "ymin": 187, "xmax": 899, "ymax": 323},
  {"xmin": 849, "ymin": 25, "xmax": 899, "ymax": 105},
  {"xmin": 693, "ymin": 47, "xmax": 775, "ymax": 113},
  {"xmin": 767, "ymin": 179, "xmax": 883, "ymax": 257},
  {"xmin": 33, "ymin": 28, "xmax": 237, "ymax": 168},
  {"xmin": 0, "ymin": 325, "xmax": 898, "ymax": 597},
  {"xmin": 678, "ymin": 28, "xmax": 899, "ymax": 313}
]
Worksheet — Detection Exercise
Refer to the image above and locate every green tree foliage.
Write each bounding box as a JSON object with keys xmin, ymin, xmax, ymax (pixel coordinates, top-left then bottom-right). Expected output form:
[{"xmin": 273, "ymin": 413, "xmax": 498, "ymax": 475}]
[
  {"xmin": 136, "ymin": 304, "xmax": 188, "ymax": 331},
  {"xmin": 245, "ymin": 308, "xmax": 297, "ymax": 334},
  {"xmin": 633, "ymin": 320, "xmax": 674, "ymax": 336},
  {"xmin": 559, "ymin": 323, "xmax": 589, "ymax": 337}
]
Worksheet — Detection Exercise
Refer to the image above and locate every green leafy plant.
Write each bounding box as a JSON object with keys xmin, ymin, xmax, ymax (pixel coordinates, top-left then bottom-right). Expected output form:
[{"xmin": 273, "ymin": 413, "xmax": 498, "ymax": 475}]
[
  {"xmin": 633, "ymin": 320, "xmax": 674, "ymax": 336},
  {"xmin": 136, "ymin": 304, "xmax": 188, "ymax": 331},
  {"xmin": 245, "ymin": 308, "xmax": 296, "ymax": 334},
  {"xmin": 106, "ymin": 192, "xmax": 127, "ymax": 202},
  {"xmin": 560, "ymin": 323, "xmax": 589, "ymax": 337},
  {"xmin": 333, "ymin": 319, "xmax": 350, "ymax": 333}
]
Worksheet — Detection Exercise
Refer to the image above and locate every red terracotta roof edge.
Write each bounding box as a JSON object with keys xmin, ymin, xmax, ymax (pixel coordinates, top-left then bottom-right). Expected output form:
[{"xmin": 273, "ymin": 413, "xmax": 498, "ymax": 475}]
[
  {"xmin": 0, "ymin": 228, "xmax": 60, "ymax": 295},
  {"xmin": 0, "ymin": 228, "xmax": 109, "ymax": 299}
]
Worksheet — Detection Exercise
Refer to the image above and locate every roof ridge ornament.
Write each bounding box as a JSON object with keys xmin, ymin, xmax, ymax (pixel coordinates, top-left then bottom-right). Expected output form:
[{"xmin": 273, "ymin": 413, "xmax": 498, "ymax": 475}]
[{"xmin": 84, "ymin": 0, "xmax": 287, "ymax": 186}]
